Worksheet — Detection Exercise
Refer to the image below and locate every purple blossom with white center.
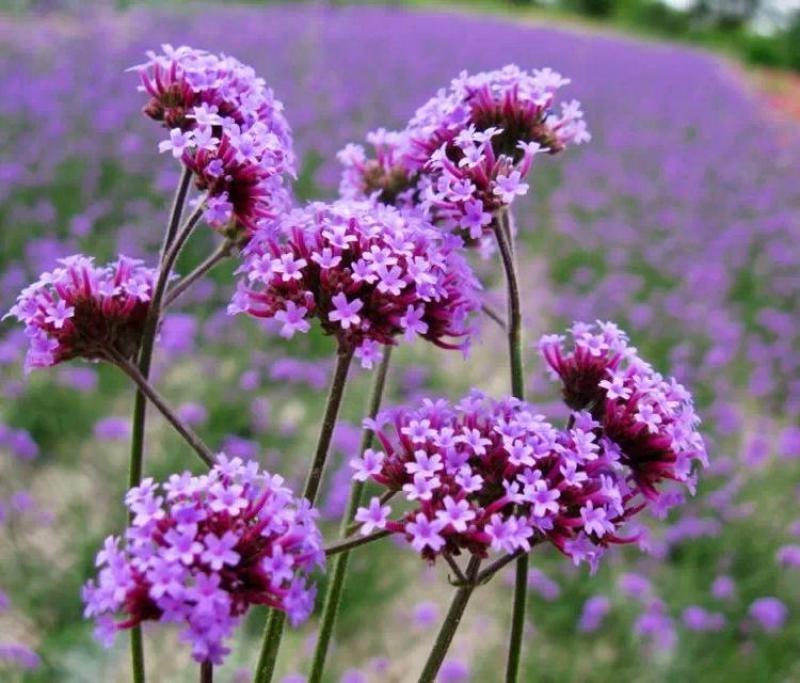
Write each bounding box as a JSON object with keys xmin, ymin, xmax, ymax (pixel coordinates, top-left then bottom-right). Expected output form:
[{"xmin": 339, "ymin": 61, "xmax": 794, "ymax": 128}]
[
  {"xmin": 231, "ymin": 200, "xmax": 480, "ymax": 364},
  {"xmin": 5, "ymin": 255, "xmax": 158, "ymax": 372},
  {"xmin": 82, "ymin": 455, "xmax": 324, "ymax": 664}
]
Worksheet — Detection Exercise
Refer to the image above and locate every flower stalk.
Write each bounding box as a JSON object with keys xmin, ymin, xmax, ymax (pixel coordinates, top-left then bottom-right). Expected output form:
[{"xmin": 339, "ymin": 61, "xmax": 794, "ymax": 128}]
[
  {"xmin": 417, "ymin": 557, "xmax": 481, "ymax": 683},
  {"xmin": 309, "ymin": 348, "xmax": 393, "ymax": 682},
  {"xmin": 493, "ymin": 208, "xmax": 528, "ymax": 683},
  {"xmin": 125, "ymin": 167, "xmax": 193, "ymax": 683},
  {"xmin": 254, "ymin": 346, "xmax": 355, "ymax": 683}
]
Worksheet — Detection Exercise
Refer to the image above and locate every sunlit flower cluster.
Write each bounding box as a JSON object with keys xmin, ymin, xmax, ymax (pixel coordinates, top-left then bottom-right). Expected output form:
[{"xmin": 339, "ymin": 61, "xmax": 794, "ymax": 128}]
[
  {"xmin": 539, "ymin": 321, "xmax": 708, "ymax": 499},
  {"xmin": 4, "ymin": 255, "xmax": 157, "ymax": 372},
  {"xmin": 82, "ymin": 455, "xmax": 324, "ymax": 664},
  {"xmin": 133, "ymin": 44, "xmax": 295, "ymax": 237},
  {"xmin": 351, "ymin": 390, "xmax": 641, "ymax": 570},
  {"xmin": 339, "ymin": 65, "xmax": 589, "ymax": 239},
  {"xmin": 229, "ymin": 200, "xmax": 481, "ymax": 364}
]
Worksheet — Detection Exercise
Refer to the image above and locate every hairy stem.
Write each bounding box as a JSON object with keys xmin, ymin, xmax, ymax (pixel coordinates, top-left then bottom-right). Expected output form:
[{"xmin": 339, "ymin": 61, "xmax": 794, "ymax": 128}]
[
  {"xmin": 309, "ymin": 348, "xmax": 393, "ymax": 682},
  {"xmin": 125, "ymin": 167, "xmax": 192, "ymax": 683},
  {"xmin": 254, "ymin": 347, "xmax": 355, "ymax": 683},
  {"xmin": 114, "ymin": 353, "xmax": 215, "ymax": 467},
  {"xmin": 417, "ymin": 557, "xmax": 481, "ymax": 683},
  {"xmin": 494, "ymin": 208, "xmax": 528, "ymax": 683},
  {"xmin": 164, "ymin": 239, "xmax": 233, "ymax": 309}
]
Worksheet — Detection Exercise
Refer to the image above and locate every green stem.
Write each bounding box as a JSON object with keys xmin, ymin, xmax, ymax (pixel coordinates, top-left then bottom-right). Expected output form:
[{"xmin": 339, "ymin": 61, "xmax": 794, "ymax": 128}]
[
  {"xmin": 113, "ymin": 352, "xmax": 215, "ymax": 467},
  {"xmin": 164, "ymin": 239, "xmax": 233, "ymax": 309},
  {"xmin": 493, "ymin": 209, "xmax": 528, "ymax": 683},
  {"xmin": 323, "ymin": 529, "xmax": 392, "ymax": 557},
  {"xmin": 253, "ymin": 347, "xmax": 355, "ymax": 683},
  {"xmin": 162, "ymin": 166, "xmax": 193, "ymax": 256},
  {"xmin": 125, "ymin": 168, "xmax": 193, "ymax": 683},
  {"xmin": 308, "ymin": 348, "xmax": 393, "ymax": 683},
  {"xmin": 417, "ymin": 557, "xmax": 481, "ymax": 683}
]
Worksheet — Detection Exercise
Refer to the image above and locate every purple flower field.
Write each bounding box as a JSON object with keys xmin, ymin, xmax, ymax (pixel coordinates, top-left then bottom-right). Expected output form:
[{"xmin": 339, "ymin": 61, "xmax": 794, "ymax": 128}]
[{"xmin": 0, "ymin": 3, "xmax": 799, "ymax": 682}]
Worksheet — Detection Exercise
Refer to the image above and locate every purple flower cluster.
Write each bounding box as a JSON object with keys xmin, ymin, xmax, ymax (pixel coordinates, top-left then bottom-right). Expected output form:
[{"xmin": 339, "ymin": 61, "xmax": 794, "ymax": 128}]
[
  {"xmin": 230, "ymin": 200, "xmax": 480, "ymax": 363},
  {"xmin": 82, "ymin": 455, "xmax": 324, "ymax": 664},
  {"xmin": 539, "ymin": 321, "xmax": 708, "ymax": 499},
  {"xmin": 351, "ymin": 390, "xmax": 641, "ymax": 570},
  {"xmin": 133, "ymin": 45, "xmax": 295, "ymax": 238},
  {"xmin": 340, "ymin": 65, "xmax": 589, "ymax": 239},
  {"xmin": 4, "ymin": 255, "xmax": 157, "ymax": 372}
]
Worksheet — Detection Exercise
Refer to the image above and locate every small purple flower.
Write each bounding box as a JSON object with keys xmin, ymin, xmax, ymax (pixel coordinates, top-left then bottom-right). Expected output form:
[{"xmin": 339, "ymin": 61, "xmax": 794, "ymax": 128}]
[
  {"xmin": 354, "ymin": 497, "xmax": 391, "ymax": 535},
  {"xmin": 578, "ymin": 595, "xmax": 610, "ymax": 632},
  {"xmin": 749, "ymin": 597, "xmax": 788, "ymax": 632}
]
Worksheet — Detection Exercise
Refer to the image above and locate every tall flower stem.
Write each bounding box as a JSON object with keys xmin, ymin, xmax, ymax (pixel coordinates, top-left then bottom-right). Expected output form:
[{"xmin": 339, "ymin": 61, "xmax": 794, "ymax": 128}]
[
  {"xmin": 493, "ymin": 208, "xmax": 528, "ymax": 683},
  {"xmin": 200, "ymin": 662, "xmax": 213, "ymax": 683},
  {"xmin": 309, "ymin": 348, "xmax": 393, "ymax": 683},
  {"xmin": 417, "ymin": 557, "xmax": 481, "ymax": 683},
  {"xmin": 254, "ymin": 347, "xmax": 355, "ymax": 683},
  {"xmin": 164, "ymin": 239, "xmax": 233, "ymax": 309},
  {"xmin": 125, "ymin": 167, "xmax": 193, "ymax": 683}
]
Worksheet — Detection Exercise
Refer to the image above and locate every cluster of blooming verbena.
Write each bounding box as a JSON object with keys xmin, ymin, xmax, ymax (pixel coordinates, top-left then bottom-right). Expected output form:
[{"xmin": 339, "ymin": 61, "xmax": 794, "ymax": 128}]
[
  {"xmin": 352, "ymin": 390, "xmax": 630, "ymax": 570},
  {"xmin": 538, "ymin": 321, "xmax": 708, "ymax": 501},
  {"xmin": 339, "ymin": 65, "xmax": 589, "ymax": 247},
  {"xmin": 351, "ymin": 322, "xmax": 705, "ymax": 570},
  {"xmin": 3, "ymin": 255, "xmax": 157, "ymax": 372},
  {"xmin": 133, "ymin": 45, "xmax": 295, "ymax": 238},
  {"xmin": 229, "ymin": 200, "xmax": 481, "ymax": 365},
  {"xmin": 82, "ymin": 455, "xmax": 324, "ymax": 664}
]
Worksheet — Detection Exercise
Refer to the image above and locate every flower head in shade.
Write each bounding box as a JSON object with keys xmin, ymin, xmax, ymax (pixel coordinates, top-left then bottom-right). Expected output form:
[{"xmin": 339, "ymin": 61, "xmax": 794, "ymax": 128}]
[
  {"xmin": 339, "ymin": 65, "xmax": 588, "ymax": 239},
  {"xmin": 351, "ymin": 390, "xmax": 642, "ymax": 570},
  {"xmin": 230, "ymin": 200, "xmax": 480, "ymax": 363},
  {"xmin": 539, "ymin": 321, "xmax": 708, "ymax": 500},
  {"xmin": 4, "ymin": 255, "xmax": 157, "ymax": 372},
  {"xmin": 132, "ymin": 45, "xmax": 295, "ymax": 239},
  {"xmin": 82, "ymin": 455, "xmax": 324, "ymax": 664}
]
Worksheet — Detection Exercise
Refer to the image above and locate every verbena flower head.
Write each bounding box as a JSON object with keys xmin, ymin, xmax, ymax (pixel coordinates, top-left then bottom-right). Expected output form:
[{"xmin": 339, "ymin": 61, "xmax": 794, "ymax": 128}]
[
  {"xmin": 4, "ymin": 255, "xmax": 157, "ymax": 372},
  {"xmin": 82, "ymin": 455, "xmax": 324, "ymax": 664},
  {"xmin": 351, "ymin": 390, "xmax": 641, "ymax": 571},
  {"xmin": 132, "ymin": 45, "xmax": 295, "ymax": 239},
  {"xmin": 339, "ymin": 65, "xmax": 588, "ymax": 239},
  {"xmin": 229, "ymin": 200, "xmax": 480, "ymax": 364},
  {"xmin": 538, "ymin": 321, "xmax": 708, "ymax": 499}
]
